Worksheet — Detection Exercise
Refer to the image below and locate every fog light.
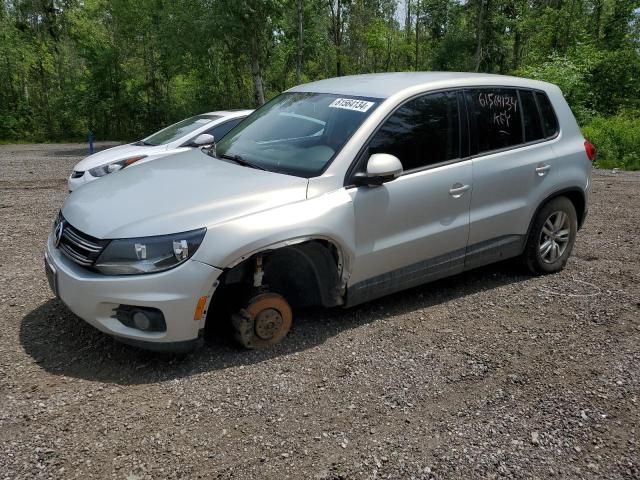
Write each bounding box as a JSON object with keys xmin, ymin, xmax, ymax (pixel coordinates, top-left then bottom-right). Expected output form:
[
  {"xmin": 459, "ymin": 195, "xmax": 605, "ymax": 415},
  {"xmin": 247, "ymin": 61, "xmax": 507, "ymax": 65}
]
[
  {"xmin": 112, "ymin": 305, "xmax": 167, "ymax": 332},
  {"xmin": 132, "ymin": 311, "xmax": 151, "ymax": 331}
]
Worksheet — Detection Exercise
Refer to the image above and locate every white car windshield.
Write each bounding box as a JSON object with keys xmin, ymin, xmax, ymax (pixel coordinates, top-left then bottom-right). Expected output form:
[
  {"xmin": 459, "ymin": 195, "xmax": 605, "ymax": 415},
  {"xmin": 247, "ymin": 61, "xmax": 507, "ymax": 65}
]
[
  {"xmin": 143, "ymin": 114, "xmax": 221, "ymax": 146},
  {"xmin": 215, "ymin": 93, "xmax": 380, "ymax": 177}
]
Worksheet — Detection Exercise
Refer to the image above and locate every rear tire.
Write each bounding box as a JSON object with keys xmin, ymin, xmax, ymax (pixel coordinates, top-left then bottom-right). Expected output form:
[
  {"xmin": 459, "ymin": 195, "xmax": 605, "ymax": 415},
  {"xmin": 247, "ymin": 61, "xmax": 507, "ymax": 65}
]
[{"xmin": 524, "ymin": 196, "xmax": 577, "ymax": 275}]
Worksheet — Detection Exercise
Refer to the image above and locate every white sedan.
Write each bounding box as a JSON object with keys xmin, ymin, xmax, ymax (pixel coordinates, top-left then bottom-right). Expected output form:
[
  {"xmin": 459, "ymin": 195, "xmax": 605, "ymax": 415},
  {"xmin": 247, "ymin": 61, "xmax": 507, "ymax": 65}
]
[{"xmin": 68, "ymin": 110, "xmax": 253, "ymax": 191}]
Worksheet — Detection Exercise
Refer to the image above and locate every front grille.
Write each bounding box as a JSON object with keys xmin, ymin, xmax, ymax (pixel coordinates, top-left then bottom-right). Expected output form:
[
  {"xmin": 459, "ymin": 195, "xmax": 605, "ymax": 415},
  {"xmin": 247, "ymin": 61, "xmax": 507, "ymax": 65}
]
[
  {"xmin": 58, "ymin": 220, "xmax": 109, "ymax": 267},
  {"xmin": 71, "ymin": 171, "xmax": 84, "ymax": 179}
]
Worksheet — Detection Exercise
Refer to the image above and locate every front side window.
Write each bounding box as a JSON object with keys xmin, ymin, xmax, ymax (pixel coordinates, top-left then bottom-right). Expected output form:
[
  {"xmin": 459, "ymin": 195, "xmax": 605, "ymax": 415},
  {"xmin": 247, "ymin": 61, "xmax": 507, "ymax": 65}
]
[
  {"xmin": 466, "ymin": 88, "xmax": 523, "ymax": 153},
  {"xmin": 216, "ymin": 92, "xmax": 380, "ymax": 177},
  {"xmin": 144, "ymin": 114, "xmax": 221, "ymax": 146},
  {"xmin": 368, "ymin": 91, "xmax": 460, "ymax": 172}
]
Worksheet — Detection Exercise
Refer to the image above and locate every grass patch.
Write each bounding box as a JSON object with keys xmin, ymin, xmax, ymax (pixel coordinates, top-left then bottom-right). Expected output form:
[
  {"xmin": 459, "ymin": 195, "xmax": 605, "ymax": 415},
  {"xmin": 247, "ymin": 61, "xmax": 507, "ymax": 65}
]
[{"xmin": 583, "ymin": 111, "xmax": 640, "ymax": 171}]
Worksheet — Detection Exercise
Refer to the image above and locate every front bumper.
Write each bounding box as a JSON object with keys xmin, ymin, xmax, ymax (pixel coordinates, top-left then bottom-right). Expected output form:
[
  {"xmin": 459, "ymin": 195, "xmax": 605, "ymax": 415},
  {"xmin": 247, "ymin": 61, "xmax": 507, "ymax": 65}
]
[{"xmin": 45, "ymin": 234, "xmax": 222, "ymax": 350}]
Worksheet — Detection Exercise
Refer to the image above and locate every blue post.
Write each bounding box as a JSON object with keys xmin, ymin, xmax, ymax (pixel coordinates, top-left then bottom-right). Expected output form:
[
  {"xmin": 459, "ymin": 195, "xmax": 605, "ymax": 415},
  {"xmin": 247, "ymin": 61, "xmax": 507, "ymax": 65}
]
[{"xmin": 88, "ymin": 129, "xmax": 94, "ymax": 155}]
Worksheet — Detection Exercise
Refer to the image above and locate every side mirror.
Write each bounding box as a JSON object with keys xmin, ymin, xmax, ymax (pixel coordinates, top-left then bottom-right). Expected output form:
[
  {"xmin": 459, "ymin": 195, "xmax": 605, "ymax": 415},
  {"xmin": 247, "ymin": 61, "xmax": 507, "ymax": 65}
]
[
  {"xmin": 354, "ymin": 153, "xmax": 403, "ymax": 186},
  {"xmin": 191, "ymin": 133, "xmax": 215, "ymax": 147}
]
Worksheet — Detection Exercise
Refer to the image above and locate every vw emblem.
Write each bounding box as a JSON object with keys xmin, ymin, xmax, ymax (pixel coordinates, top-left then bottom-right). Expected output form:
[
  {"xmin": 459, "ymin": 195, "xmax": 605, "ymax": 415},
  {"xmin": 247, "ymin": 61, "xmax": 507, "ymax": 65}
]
[{"xmin": 54, "ymin": 220, "xmax": 65, "ymax": 248}]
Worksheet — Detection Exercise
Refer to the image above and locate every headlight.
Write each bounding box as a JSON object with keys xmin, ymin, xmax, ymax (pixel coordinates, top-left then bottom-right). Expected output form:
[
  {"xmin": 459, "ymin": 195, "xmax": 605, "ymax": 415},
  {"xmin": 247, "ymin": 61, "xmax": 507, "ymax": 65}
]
[
  {"xmin": 88, "ymin": 155, "xmax": 147, "ymax": 177},
  {"xmin": 95, "ymin": 228, "xmax": 206, "ymax": 275}
]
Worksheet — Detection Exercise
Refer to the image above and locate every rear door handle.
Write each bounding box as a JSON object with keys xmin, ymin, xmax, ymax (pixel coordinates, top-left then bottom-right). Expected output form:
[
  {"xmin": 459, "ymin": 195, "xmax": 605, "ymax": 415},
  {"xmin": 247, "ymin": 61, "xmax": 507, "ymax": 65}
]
[
  {"xmin": 449, "ymin": 183, "xmax": 471, "ymax": 198},
  {"xmin": 536, "ymin": 164, "xmax": 551, "ymax": 176}
]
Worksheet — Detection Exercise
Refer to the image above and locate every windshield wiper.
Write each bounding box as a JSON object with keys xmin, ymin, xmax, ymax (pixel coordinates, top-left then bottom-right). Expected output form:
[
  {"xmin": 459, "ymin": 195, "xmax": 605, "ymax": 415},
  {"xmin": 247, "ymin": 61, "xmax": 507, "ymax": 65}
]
[
  {"xmin": 218, "ymin": 153, "xmax": 266, "ymax": 171},
  {"xmin": 135, "ymin": 140, "xmax": 156, "ymax": 146}
]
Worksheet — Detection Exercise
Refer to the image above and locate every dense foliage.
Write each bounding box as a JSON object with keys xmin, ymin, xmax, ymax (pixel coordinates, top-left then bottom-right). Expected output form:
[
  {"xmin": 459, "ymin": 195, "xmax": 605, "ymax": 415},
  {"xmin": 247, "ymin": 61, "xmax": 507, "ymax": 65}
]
[{"xmin": 1, "ymin": 0, "xmax": 639, "ymax": 168}]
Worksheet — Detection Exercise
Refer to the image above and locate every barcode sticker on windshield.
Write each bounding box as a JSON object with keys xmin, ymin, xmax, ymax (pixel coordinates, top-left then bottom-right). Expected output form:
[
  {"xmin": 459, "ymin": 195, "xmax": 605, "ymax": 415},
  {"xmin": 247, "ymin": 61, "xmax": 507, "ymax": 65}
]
[{"xmin": 329, "ymin": 98, "xmax": 375, "ymax": 113}]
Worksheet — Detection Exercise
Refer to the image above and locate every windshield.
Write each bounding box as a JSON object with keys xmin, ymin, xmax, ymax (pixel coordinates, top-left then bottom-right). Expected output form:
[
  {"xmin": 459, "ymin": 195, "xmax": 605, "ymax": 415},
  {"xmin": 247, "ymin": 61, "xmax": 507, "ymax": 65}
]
[
  {"xmin": 143, "ymin": 114, "xmax": 221, "ymax": 146},
  {"xmin": 215, "ymin": 92, "xmax": 380, "ymax": 177}
]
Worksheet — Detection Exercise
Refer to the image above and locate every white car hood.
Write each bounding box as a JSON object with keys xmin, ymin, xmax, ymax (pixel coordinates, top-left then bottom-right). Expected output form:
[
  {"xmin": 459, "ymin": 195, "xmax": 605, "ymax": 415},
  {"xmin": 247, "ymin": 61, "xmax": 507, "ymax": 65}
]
[
  {"xmin": 62, "ymin": 149, "xmax": 309, "ymax": 239},
  {"xmin": 73, "ymin": 143, "xmax": 168, "ymax": 171}
]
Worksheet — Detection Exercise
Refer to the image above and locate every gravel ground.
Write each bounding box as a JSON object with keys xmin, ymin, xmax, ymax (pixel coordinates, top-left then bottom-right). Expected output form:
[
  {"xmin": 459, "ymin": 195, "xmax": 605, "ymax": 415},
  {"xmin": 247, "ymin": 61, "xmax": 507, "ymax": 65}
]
[{"xmin": 0, "ymin": 143, "xmax": 638, "ymax": 480}]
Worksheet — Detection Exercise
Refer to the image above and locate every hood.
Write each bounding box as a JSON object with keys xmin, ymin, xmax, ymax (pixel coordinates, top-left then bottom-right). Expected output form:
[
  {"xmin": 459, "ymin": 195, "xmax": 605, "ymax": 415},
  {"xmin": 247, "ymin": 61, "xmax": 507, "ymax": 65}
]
[
  {"xmin": 62, "ymin": 149, "xmax": 309, "ymax": 238},
  {"xmin": 73, "ymin": 143, "xmax": 168, "ymax": 171}
]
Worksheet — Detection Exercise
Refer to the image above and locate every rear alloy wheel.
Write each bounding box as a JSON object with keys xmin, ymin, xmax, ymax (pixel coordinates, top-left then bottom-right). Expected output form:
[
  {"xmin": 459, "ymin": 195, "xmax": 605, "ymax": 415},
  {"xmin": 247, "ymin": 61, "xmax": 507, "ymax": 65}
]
[
  {"xmin": 539, "ymin": 211, "xmax": 570, "ymax": 264},
  {"xmin": 231, "ymin": 292, "xmax": 293, "ymax": 349},
  {"xmin": 524, "ymin": 196, "xmax": 577, "ymax": 275}
]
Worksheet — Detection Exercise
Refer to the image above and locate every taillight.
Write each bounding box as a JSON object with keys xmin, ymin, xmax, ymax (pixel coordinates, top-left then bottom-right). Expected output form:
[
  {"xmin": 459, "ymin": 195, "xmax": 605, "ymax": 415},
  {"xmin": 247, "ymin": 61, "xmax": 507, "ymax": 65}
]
[{"xmin": 584, "ymin": 140, "xmax": 596, "ymax": 162}]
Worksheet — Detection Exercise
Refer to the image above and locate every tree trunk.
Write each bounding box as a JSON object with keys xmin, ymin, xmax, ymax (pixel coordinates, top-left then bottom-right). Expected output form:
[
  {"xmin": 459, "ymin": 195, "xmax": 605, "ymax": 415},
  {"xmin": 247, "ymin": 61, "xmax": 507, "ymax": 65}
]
[
  {"xmin": 296, "ymin": 0, "xmax": 304, "ymax": 84},
  {"xmin": 512, "ymin": 29, "xmax": 522, "ymax": 70},
  {"xmin": 550, "ymin": 0, "xmax": 563, "ymax": 50},
  {"xmin": 414, "ymin": 2, "xmax": 420, "ymax": 71},
  {"xmin": 250, "ymin": 34, "xmax": 265, "ymax": 106},
  {"xmin": 474, "ymin": 0, "xmax": 484, "ymax": 72},
  {"xmin": 385, "ymin": 30, "xmax": 392, "ymax": 71},
  {"xmin": 405, "ymin": 0, "xmax": 412, "ymax": 40},
  {"xmin": 336, "ymin": 0, "xmax": 342, "ymax": 76},
  {"xmin": 329, "ymin": 0, "xmax": 343, "ymax": 76},
  {"xmin": 593, "ymin": 0, "xmax": 603, "ymax": 41}
]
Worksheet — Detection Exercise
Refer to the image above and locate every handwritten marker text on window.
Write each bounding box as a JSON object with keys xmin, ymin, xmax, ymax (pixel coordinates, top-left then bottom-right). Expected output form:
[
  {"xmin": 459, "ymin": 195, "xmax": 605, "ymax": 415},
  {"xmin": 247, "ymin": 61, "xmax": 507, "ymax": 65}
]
[{"xmin": 478, "ymin": 92, "xmax": 518, "ymax": 129}]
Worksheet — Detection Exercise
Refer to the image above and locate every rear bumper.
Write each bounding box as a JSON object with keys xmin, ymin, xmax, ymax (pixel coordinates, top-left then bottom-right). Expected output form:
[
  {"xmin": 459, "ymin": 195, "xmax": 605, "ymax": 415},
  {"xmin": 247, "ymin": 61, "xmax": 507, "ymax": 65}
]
[{"xmin": 45, "ymin": 233, "xmax": 222, "ymax": 350}]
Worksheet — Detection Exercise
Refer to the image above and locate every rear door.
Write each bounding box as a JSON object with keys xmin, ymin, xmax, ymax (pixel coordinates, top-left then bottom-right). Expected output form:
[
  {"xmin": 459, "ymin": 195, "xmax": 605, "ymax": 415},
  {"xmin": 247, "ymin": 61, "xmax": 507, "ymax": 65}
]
[
  {"xmin": 347, "ymin": 91, "xmax": 473, "ymax": 305},
  {"xmin": 465, "ymin": 88, "xmax": 558, "ymax": 269}
]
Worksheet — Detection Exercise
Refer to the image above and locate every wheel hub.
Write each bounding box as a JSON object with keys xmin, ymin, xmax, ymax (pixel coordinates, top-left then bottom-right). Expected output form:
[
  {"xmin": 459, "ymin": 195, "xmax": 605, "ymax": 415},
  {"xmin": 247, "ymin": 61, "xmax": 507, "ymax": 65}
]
[
  {"xmin": 232, "ymin": 292, "xmax": 293, "ymax": 349},
  {"xmin": 254, "ymin": 308, "xmax": 284, "ymax": 340}
]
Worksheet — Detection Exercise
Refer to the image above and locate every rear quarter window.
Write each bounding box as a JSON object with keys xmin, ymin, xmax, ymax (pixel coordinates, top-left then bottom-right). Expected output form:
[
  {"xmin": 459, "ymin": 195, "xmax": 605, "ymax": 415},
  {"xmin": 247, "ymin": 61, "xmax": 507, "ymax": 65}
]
[{"xmin": 534, "ymin": 92, "xmax": 559, "ymax": 138}]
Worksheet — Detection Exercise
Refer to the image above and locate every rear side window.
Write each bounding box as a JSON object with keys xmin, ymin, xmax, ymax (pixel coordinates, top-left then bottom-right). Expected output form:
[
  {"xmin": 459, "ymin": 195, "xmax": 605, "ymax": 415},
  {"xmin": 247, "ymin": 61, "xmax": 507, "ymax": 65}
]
[
  {"xmin": 368, "ymin": 91, "xmax": 460, "ymax": 171},
  {"xmin": 535, "ymin": 92, "xmax": 559, "ymax": 137},
  {"xmin": 519, "ymin": 90, "xmax": 544, "ymax": 142},
  {"xmin": 466, "ymin": 88, "xmax": 523, "ymax": 153}
]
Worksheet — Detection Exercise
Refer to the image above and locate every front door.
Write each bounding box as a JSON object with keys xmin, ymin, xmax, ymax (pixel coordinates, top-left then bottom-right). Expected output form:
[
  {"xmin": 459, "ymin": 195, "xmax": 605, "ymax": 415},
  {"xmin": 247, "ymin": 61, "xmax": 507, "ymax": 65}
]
[{"xmin": 346, "ymin": 91, "xmax": 473, "ymax": 306}]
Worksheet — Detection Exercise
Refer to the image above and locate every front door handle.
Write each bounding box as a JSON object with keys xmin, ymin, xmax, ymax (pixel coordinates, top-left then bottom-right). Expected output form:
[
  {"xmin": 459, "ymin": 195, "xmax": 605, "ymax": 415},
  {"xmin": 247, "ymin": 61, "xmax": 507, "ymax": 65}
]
[
  {"xmin": 449, "ymin": 183, "xmax": 471, "ymax": 198},
  {"xmin": 536, "ymin": 163, "xmax": 551, "ymax": 176}
]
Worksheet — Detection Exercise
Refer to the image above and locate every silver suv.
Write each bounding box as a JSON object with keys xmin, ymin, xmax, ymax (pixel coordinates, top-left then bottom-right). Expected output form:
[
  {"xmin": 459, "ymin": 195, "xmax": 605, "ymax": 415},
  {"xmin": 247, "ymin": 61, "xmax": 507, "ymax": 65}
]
[{"xmin": 45, "ymin": 73, "xmax": 594, "ymax": 352}]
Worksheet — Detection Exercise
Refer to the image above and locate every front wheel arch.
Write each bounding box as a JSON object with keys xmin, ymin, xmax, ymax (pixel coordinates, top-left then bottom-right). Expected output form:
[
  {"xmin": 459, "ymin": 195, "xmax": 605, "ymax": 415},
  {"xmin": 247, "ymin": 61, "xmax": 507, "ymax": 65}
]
[{"xmin": 204, "ymin": 239, "xmax": 345, "ymax": 337}]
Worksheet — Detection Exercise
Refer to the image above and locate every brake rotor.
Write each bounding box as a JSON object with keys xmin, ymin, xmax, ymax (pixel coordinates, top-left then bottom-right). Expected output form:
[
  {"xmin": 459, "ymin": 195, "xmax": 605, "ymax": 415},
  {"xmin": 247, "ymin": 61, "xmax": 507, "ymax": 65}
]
[{"xmin": 232, "ymin": 292, "xmax": 292, "ymax": 349}]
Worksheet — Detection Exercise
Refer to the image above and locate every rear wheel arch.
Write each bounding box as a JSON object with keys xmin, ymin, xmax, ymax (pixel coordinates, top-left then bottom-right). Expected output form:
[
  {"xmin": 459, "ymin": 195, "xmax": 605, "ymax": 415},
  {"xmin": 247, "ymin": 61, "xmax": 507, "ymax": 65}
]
[{"xmin": 527, "ymin": 188, "xmax": 586, "ymax": 239}]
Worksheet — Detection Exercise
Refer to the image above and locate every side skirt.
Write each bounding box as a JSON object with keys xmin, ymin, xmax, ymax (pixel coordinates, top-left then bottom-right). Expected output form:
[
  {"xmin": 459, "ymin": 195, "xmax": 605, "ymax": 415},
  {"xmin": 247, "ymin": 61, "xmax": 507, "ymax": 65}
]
[
  {"xmin": 345, "ymin": 235, "xmax": 525, "ymax": 308},
  {"xmin": 345, "ymin": 247, "xmax": 466, "ymax": 307},
  {"xmin": 463, "ymin": 234, "xmax": 525, "ymax": 271}
]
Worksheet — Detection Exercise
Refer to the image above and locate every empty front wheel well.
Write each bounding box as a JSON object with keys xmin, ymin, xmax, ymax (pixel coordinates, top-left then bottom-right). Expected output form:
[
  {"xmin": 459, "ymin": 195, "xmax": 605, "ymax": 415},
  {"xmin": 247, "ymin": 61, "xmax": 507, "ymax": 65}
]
[{"xmin": 205, "ymin": 240, "xmax": 344, "ymax": 331}]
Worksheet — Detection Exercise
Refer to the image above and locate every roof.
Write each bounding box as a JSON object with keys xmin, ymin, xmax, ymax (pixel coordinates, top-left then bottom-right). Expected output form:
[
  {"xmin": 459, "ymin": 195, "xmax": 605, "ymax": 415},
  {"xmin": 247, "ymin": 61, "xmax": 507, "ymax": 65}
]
[{"xmin": 287, "ymin": 72, "xmax": 553, "ymax": 99}]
